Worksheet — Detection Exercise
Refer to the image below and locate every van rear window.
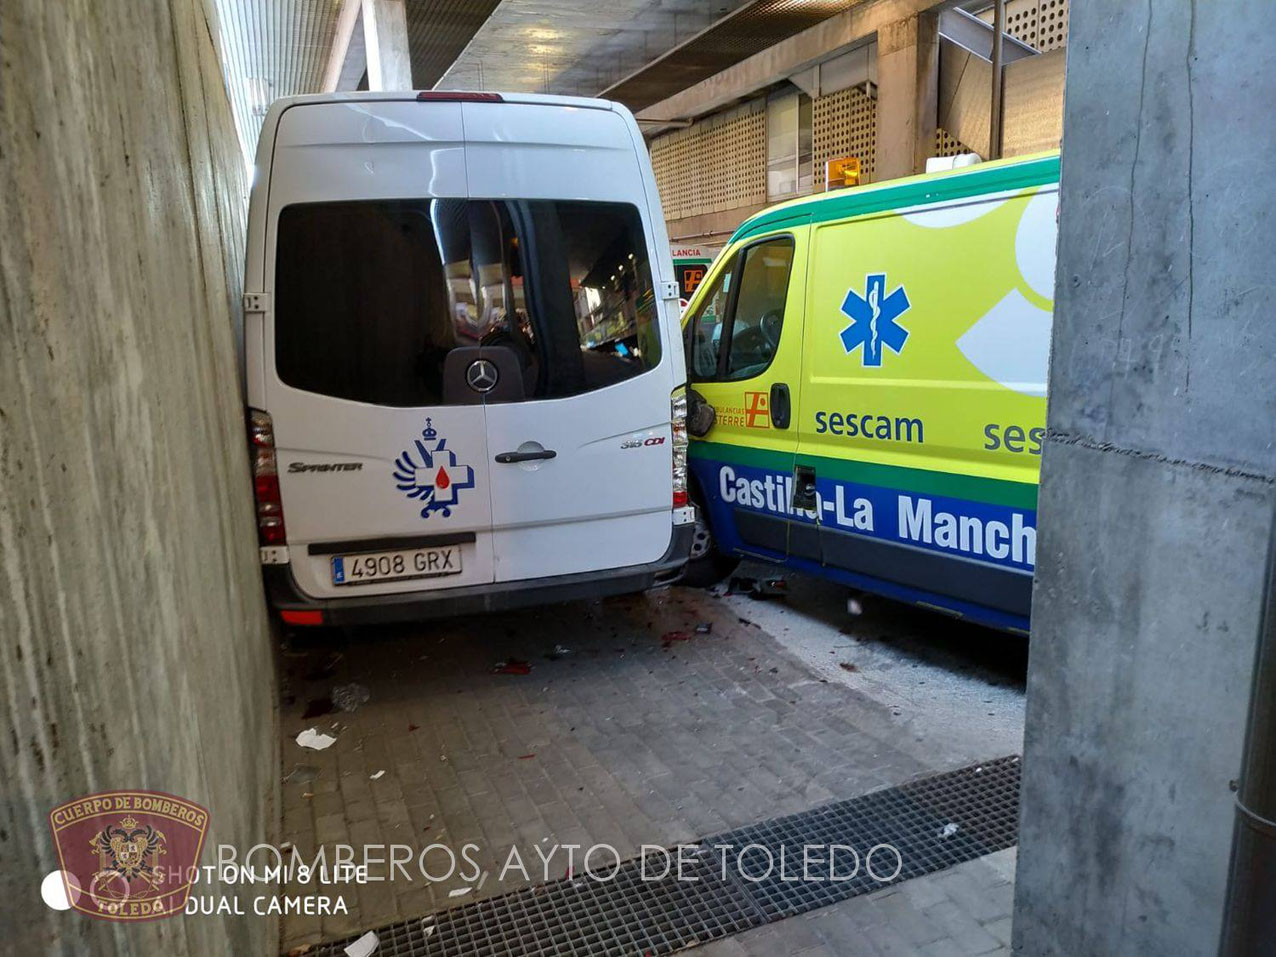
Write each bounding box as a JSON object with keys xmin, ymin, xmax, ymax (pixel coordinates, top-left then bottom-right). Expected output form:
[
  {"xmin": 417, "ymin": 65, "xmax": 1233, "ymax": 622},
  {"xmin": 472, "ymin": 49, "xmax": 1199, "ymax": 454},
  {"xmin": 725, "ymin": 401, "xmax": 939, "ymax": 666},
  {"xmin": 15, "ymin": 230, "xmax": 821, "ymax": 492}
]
[{"xmin": 274, "ymin": 199, "xmax": 660, "ymax": 407}]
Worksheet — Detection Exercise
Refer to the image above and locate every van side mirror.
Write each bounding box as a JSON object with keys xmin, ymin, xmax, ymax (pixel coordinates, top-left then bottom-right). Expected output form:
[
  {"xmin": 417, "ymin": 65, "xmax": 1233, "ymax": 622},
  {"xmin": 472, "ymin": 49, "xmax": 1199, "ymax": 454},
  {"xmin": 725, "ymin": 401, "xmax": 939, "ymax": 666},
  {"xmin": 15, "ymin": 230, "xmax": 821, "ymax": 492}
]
[{"xmin": 686, "ymin": 389, "xmax": 716, "ymax": 438}]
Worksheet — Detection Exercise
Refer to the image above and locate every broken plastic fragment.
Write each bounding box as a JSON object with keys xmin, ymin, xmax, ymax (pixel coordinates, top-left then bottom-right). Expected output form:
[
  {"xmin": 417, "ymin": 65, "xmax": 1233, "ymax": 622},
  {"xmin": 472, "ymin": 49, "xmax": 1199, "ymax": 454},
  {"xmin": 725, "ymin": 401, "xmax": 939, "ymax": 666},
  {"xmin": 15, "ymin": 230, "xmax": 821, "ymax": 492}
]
[
  {"xmin": 370, "ymin": 770, "xmax": 386, "ymax": 780},
  {"xmin": 295, "ymin": 728, "xmax": 337, "ymax": 751},
  {"xmin": 448, "ymin": 886, "xmax": 472, "ymax": 898},
  {"xmin": 332, "ymin": 683, "xmax": 370, "ymax": 712},
  {"xmin": 939, "ymin": 823, "xmax": 960, "ymax": 838}
]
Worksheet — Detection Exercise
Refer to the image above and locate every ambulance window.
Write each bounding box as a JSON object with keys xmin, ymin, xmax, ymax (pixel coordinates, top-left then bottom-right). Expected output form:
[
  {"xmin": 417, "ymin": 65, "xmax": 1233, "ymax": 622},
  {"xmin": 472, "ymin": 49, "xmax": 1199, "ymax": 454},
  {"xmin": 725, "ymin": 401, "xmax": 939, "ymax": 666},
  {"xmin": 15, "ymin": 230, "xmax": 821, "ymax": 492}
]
[
  {"xmin": 722, "ymin": 237, "xmax": 794, "ymax": 381},
  {"xmin": 688, "ymin": 260, "xmax": 736, "ymax": 379}
]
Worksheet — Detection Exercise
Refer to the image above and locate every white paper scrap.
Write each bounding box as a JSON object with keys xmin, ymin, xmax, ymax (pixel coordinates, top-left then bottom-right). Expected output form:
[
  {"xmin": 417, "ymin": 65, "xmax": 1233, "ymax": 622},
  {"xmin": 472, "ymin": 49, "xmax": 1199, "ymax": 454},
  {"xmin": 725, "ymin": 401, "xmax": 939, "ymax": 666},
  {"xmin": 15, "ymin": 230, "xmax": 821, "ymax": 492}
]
[
  {"xmin": 295, "ymin": 728, "xmax": 337, "ymax": 751},
  {"xmin": 344, "ymin": 931, "xmax": 378, "ymax": 957}
]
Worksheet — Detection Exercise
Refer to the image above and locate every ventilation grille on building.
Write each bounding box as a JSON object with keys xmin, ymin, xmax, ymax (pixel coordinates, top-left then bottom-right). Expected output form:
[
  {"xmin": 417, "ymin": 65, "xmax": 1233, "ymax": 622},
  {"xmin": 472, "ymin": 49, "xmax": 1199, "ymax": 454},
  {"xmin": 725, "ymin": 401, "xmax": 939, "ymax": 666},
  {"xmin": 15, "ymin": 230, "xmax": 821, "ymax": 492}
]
[
  {"xmin": 812, "ymin": 85, "xmax": 877, "ymax": 189},
  {"xmin": 650, "ymin": 102, "xmax": 767, "ymax": 221},
  {"xmin": 934, "ymin": 127, "xmax": 975, "ymax": 159},
  {"xmin": 977, "ymin": 0, "xmax": 1069, "ymax": 53}
]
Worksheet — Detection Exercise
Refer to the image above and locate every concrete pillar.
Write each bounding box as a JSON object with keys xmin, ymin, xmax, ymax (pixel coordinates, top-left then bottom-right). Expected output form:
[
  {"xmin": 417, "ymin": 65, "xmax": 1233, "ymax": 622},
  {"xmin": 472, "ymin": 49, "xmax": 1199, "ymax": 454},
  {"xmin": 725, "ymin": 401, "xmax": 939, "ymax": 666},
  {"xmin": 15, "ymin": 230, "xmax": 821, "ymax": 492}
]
[
  {"xmin": 362, "ymin": 0, "xmax": 412, "ymax": 90},
  {"xmin": 874, "ymin": 13, "xmax": 938, "ymax": 180},
  {"xmin": 1014, "ymin": 2, "xmax": 1276, "ymax": 955}
]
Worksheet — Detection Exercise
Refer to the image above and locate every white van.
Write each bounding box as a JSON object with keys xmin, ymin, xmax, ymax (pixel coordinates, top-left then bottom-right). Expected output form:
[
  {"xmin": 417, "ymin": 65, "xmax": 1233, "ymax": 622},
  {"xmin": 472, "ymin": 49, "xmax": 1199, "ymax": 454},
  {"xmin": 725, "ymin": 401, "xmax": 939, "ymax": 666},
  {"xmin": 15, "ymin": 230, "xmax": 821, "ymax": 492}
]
[{"xmin": 243, "ymin": 92, "xmax": 694, "ymax": 627}]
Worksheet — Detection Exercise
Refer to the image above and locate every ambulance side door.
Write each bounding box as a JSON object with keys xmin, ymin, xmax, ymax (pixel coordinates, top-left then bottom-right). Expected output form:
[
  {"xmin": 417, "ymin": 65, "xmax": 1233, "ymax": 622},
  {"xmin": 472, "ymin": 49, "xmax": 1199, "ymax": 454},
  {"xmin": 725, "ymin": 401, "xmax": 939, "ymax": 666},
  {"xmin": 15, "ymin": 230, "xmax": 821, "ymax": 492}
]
[{"xmin": 684, "ymin": 225, "xmax": 809, "ymax": 563}]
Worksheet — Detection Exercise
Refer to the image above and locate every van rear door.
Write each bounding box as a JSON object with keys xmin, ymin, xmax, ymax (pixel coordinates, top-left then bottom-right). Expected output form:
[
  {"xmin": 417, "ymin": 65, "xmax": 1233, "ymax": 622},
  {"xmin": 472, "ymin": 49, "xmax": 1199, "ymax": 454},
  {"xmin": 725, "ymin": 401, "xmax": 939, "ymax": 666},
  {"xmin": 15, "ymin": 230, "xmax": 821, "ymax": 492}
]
[
  {"xmin": 461, "ymin": 101, "xmax": 677, "ymax": 581},
  {"xmin": 262, "ymin": 100, "xmax": 496, "ymax": 599}
]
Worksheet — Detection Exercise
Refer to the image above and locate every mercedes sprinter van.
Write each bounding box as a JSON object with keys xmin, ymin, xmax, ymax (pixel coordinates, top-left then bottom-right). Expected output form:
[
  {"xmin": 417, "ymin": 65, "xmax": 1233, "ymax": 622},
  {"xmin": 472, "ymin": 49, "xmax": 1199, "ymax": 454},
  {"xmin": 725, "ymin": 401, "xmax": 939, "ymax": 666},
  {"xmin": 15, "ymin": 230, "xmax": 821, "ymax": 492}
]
[{"xmin": 244, "ymin": 92, "xmax": 694, "ymax": 626}]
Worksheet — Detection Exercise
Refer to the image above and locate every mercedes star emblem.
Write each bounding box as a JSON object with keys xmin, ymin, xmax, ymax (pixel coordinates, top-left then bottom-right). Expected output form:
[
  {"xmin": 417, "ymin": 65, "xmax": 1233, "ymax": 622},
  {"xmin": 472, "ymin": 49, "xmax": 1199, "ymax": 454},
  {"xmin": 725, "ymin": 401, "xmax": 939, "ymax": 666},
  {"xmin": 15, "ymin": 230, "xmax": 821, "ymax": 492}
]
[{"xmin": 466, "ymin": 358, "xmax": 499, "ymax": 394}]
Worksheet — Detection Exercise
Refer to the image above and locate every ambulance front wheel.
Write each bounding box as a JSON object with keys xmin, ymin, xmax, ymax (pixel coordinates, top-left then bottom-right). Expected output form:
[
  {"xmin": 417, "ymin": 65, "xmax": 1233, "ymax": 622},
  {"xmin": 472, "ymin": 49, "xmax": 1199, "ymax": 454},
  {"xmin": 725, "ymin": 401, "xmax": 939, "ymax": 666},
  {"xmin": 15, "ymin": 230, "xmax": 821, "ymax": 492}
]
[{"xmin": 681, "ymin": 504, "xmax": 739, "ymax": 588}]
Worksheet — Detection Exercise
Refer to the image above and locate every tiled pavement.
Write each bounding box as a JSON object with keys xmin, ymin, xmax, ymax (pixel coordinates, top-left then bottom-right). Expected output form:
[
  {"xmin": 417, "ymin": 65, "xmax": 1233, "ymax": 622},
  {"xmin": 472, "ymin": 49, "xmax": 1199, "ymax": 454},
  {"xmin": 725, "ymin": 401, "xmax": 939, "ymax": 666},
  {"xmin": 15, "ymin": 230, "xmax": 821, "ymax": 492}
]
[
  {"xmin": 278, "ymin": 585, "xmax": 1013, "ymax": 953},
  {"xmin": 697, "ymin": 849, "xmax": 1018, "ymax": 957}
]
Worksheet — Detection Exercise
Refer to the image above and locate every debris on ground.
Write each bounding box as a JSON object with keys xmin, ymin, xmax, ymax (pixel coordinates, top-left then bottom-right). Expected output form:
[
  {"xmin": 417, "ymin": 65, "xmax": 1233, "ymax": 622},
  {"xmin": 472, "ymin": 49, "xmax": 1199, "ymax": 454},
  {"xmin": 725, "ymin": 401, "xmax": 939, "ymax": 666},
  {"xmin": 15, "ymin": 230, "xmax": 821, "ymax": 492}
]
[
  {"xmin": 301, "ymin": 696, "xmax": 335, "ymax": 719},
  {"xmin": 303, "ymin": 652, "xmax": 343, "ymax": 681},
  {"xmin": 407, "ymin": 723, "xmax": 420, "ymax": 732},
  {"xmin": 332, "ymin": 682, "xmax": 370, "ymax": 712},
  {"xmin": 728, "ymin": 576, "xmax": 788, "ymax": 600},
  {"xmin": 839, "ymin": 662, "xmax": 860, "ymax": 673},
  {"xmin": 493, "ymin": 658, "xmax": 532, "ymax": 675},
  {"xmin": 694, "ymin": 622, "xmax": 713, "ymax": 634},
  {"xmin": 295, "ymin": 728, "xmax": 337, "ymax": 750},
  {"xmin": 846, "ymin": 596, "xmax": 864, "ymax": 616},
  {"xmin": 517, "ymin": 753, "xmax": 536, "ymax": 760},
  {"xmin": 420, "ymin": 918, "xmax": 435, "ymax": 939},
  {"xmin": 546, "ymin": 644, "xmax": 571, "ymax": 660},
  {"xmin": 939, "ymin": 822, "xmax": 960, "ymax": 838},
  {"xmin": 448, "ymin": 886, "xmax": 472, "ymax": 898},
  {"xmin": 283, "ymin": 765, "xmax": 320, "ymax": 785},
  {"xmin": 752, "ymin": 578, "xmax": 788, "ymax": 600},
  {"xmin": 369, "ymin": 770, "xmax": 385, "ymax": 780},
  {"xmin": 344, "ymin": 931, "xmax": 379, "ymax": 957}
]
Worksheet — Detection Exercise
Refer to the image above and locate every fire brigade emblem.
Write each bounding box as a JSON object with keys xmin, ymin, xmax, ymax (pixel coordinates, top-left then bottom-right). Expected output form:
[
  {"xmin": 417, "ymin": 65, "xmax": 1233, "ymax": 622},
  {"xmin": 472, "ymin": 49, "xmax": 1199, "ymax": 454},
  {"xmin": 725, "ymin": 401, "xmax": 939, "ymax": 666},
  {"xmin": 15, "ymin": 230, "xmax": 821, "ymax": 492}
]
[
  {"xmin": 93, "ymin": 816, "xmax": 166, "ymax": 883},
  {"xmin": 48, "ymin": 790, "xmax": 209, "ymax": 920},
  {"xmin": 393, "ymin": 418, "xmax": 475, "ymax": 518}
]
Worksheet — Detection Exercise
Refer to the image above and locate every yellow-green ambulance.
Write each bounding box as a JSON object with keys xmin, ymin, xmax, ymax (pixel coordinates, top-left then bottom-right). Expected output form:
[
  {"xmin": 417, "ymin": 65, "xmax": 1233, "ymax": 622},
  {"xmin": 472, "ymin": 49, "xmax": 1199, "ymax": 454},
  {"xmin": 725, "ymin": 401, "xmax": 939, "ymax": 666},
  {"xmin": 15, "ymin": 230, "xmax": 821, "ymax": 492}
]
[{"xmin": 681, "ymin": 152, "xmax": 1058, "ymax": 633}]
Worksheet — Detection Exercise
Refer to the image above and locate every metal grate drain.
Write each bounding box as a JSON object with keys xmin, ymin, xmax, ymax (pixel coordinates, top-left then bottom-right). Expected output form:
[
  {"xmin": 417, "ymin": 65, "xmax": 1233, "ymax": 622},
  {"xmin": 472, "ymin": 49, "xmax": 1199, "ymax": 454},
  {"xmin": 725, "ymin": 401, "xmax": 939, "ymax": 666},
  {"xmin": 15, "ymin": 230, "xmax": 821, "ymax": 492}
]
[{"xmin": 301, "ymin": 756, "xmax": 1020, "ymax": 957}]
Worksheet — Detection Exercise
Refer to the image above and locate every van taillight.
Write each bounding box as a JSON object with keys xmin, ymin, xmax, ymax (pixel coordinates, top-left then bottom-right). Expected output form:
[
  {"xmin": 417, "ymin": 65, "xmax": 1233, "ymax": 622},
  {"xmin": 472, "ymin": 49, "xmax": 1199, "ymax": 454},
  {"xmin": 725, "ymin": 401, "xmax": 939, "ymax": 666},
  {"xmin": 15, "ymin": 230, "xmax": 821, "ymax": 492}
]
[
  {"xmin": 671, "ymin": 388, "xmax": 689, "ymax": 508},
  {"xmin": 249, "ymin": 410, "xmax": 286, "ymax": 546}
]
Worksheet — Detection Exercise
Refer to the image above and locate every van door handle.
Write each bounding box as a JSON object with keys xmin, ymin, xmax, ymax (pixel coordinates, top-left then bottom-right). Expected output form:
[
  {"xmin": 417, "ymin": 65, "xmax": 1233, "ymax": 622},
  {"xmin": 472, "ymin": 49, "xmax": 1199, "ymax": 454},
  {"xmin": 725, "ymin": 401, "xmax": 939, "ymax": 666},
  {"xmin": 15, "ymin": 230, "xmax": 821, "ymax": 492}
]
[
  {"xmin": 770, "ymin": 382, "xmax": 791, "ymax": 429},
  {"xmin": 495, "ymin": 449, "xmax": 557, "ymax": 464}
]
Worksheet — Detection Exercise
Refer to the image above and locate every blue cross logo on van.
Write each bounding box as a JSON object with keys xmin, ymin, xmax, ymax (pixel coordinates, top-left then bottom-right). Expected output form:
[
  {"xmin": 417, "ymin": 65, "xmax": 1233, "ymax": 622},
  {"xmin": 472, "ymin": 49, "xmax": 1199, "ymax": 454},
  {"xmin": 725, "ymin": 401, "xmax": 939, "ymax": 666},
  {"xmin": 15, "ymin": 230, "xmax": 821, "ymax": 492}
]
[
  {"xmin": 393, "ymin": 419, "xmax": 475, "ymax": 518},
  {"xmin": 839, "ymin": 273, "xmax": 911, "ymax": 367}
]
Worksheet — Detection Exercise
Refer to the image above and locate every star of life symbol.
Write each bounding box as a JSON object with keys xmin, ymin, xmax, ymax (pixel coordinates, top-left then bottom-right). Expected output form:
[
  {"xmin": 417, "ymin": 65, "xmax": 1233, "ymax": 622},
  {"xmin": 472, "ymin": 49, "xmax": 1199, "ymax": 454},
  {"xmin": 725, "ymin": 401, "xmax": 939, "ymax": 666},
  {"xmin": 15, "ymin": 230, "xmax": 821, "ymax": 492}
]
[
  {"xmin": 839, "ymin": 273, "xmax": 911, "ymax": 367},
  {"xmin": 393, "ymin": 418, "xmax": 475, "ymax": 518}
]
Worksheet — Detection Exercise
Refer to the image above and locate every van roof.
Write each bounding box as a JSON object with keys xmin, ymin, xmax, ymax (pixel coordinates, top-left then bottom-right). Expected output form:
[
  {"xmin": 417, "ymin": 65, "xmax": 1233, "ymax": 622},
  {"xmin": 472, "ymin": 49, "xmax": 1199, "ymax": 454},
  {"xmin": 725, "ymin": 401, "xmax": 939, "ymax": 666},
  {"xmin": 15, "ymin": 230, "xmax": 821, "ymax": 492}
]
[
  {"xmin": 263, "ymin": 90, "xmax": 623, "ymax": 114},
  {"xmin": 728, "ymin": 151, "xmax": 1060, "ymax": 245}
]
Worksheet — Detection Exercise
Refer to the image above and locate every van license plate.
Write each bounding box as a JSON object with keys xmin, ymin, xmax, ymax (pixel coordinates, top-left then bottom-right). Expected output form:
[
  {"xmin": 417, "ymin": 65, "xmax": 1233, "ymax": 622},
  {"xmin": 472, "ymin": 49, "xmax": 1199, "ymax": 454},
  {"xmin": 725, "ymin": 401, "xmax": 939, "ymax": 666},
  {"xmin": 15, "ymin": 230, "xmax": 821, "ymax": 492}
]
[{"xmin": 331, "ymin": 546, "xmax": 462, "ymax": 586}]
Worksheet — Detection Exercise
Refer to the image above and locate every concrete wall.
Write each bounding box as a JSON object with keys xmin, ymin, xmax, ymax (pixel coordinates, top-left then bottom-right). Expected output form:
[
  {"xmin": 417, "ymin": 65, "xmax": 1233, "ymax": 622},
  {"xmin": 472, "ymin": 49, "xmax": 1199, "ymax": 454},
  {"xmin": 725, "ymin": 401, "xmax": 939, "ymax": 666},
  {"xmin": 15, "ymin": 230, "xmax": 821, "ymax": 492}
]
[
  {"xmin": 0, "ymin": 0, "xmax": 276, "ymax": 953},
  {"xmin": 1015, "ymin": 2, "xmax": 1276, "ymax": 954}
]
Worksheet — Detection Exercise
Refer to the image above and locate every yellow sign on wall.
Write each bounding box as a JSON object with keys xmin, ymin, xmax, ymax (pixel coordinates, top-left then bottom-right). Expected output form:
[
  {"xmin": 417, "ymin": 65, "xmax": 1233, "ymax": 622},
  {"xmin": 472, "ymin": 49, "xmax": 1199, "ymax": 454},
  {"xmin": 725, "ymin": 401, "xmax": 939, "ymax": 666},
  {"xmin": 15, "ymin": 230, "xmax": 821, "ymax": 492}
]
[{"xmin": 825, "ymin": 156, "xmax": 861, "ymax": 190}]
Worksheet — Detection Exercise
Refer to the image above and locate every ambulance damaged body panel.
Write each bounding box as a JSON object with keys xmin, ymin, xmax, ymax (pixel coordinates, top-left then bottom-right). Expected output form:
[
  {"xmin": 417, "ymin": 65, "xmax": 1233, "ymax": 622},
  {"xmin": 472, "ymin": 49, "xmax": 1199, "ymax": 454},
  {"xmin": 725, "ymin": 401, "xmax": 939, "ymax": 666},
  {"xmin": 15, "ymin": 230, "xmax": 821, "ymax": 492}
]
[{"xmin": 683, "ymin": 154, "xmax": 1059, "ymax": 633}]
